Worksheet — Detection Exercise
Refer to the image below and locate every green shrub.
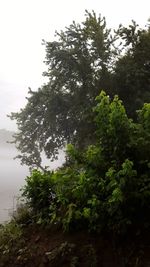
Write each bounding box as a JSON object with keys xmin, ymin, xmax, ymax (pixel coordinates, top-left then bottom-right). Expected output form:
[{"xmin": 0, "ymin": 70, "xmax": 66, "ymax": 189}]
[
  {"xmin": 13, "ymin": 203, "xmax": 33, "ymax": 225},
  {"xmin": 21, "ymin": 170, "xmax": 55, "ymax": 219},
  {"xmin": 21, "ymin": 91, "xmax": 150, "ymax": 234}
]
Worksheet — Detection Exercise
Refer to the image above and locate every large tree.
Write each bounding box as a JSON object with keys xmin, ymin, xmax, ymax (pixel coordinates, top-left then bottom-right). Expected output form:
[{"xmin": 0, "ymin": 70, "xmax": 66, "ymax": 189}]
[
  {"xmin": 10, "ymin": 11, "xmax": 114, "ymax": 169},
  {"xmin": 10, "ymin": 12, "xmax": 150, "ymax": 170}
]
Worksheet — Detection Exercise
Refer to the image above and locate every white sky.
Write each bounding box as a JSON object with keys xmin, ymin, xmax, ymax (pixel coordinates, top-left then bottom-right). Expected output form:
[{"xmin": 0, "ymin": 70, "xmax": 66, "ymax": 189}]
[{"xmin": 0, "ymin": 0, "xmax": 150, "ymax": 130}]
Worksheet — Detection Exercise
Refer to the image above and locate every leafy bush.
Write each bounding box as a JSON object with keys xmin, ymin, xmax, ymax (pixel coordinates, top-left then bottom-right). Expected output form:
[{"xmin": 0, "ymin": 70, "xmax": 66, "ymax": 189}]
[
  {"xmin": 21, "ymin": 91, "xmax": 150, "ymax": 234},
  {"xmin": 22, "ymin": 170, "xmax": 55, "ymax": 219},
  {"xmin": 13, "ymin": 203, "xmax": 33, "ymax": 225}
]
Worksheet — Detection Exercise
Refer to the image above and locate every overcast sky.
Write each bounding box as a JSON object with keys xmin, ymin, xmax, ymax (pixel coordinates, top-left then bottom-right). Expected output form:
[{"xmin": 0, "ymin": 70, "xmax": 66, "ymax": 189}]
[{"xmin": 0, "ymin": 0, "xmax": 150, "ymax": 131}]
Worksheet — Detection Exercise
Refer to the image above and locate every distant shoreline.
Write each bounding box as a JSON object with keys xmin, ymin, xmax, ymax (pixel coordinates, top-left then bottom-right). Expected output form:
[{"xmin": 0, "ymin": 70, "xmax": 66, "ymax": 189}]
[{"xmin": 0, "ymin": 129, "xmax": 15, "ymax": 147}]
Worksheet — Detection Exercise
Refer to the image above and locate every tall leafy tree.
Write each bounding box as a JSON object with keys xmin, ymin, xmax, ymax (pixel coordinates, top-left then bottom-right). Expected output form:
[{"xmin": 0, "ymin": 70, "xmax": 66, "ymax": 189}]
[
  {"xmin": 10, "ymin": 12, "xmax": 150, "ymax": 170},
  {"xmin": 10, "ymin": 11, "xmax": 114, "ymax": 169}
]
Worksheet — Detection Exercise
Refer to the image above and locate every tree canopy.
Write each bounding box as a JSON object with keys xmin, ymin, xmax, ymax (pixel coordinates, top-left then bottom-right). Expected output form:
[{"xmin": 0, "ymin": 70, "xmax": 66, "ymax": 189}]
[
  {"xmin": 10, "ymin": 11, "xmax": 150, "ymax": 169},
  {"xmin": 114, "ymin": 20, "xmax": 150, "ymax": 116}
]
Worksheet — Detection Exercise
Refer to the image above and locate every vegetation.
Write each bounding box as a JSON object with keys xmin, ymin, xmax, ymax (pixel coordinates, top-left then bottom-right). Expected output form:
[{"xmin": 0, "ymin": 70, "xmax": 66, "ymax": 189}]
[
  {"xmin": 10, "ymin": 10, "xmax": 114, "ymax": 169},
  {"xmin": 9, "ymin": 11, "xmax": 150, "ymax": 169},
  {"xmin": 2, "ymin": 91, "xmax": 150, "ymax": 266},
  {"xmin": 114, "ymin": 21, "xmax": 150, "ymax": 116},
  {"xmin": 1, "ymin": 11, "xmax": 150, "ymax": 267},
  {"xmin": 19, "ymin": 92, "xmax": 150, "ymax": 235}
]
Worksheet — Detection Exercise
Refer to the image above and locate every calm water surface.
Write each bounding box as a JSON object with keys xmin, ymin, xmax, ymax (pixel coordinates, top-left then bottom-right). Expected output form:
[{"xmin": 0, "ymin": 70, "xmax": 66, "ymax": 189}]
[
  {"xmin": 0, "ymin": 145, "xmax": 64, "ymax": 223},
  {"xmin": 0, "ymin": 146, "xmax": 29, "ymax": 223}
]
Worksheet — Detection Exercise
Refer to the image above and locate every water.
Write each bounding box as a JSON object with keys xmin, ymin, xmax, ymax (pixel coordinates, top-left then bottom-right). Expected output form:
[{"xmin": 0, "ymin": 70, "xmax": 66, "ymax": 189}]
[
  {"xmin": 0, "ymin": 146, "xmax": 29, "ymax": 223},
  {"xmin": 0, "ymin": 144, "xmax": 65, "ymax": 223}
]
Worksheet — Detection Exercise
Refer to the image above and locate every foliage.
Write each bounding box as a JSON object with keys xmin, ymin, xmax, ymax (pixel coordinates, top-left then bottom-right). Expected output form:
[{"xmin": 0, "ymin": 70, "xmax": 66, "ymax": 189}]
[
  {"xmin": 9, "ymin": 12, "xmax": 150, "ymax": 169},
  {"xmin": 22, "ymin": 170, "xmax": 55, "ymax": 219},
  {"xmin": 113, "ymin": 21, "xmax": 150, "ymax": 117},
  {"xmin": 5, "ymin": 8, "xmax": 150, "ymax": 237},
  {"xmin": 0, "ymin": 221, "xmax": 23, "ymax": 265},
  {"xmin": 0, "ymin": 221, "xmax": 22, "ymax": 246},
  {"xmin": 9, "ymin": 10, "xmax": 115, "ymax": 169},
  {"xmin": 20, "ymin": 92, "xmax": 150, "ymax": 235},
  {"xmin": 13, "ymin": 203, "xmax": 33, "ymax": 225}
]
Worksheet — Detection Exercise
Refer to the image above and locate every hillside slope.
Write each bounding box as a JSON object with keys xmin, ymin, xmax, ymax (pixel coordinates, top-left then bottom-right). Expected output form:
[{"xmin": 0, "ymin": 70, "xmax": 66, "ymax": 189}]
[{"xmin": 1, "ymin": 223, "xmax": 150, "ymax": 267}]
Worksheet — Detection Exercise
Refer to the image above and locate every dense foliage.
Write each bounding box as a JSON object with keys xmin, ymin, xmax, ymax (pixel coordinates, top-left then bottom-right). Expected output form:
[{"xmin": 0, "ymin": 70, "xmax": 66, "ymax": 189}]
[
  {"xmin": 9, "ymin": 11, "xmax": 150, "ymax": 169},
  {"xmin": 21, "ymin": 92, "xmax": 150, "ymax": 234}
]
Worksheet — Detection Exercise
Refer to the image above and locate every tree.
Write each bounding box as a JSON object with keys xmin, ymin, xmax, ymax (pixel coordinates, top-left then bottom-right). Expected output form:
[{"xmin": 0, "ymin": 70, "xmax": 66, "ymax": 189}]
[
  {"xmin": 10, "ymin": 12, "xmax": 150, "ymax": 170},
  {"xmin": 113, "ymin": 21, "xmax": 150, "ymax": 117},
  {"xmin": 10, "ymin": 11, "xmax": 114, "ymax": 169}
]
